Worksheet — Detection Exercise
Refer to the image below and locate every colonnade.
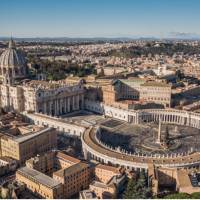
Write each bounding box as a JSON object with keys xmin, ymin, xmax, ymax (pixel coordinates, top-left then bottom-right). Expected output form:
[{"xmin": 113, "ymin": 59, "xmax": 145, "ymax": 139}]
[
  {"xmin": 37, "ymin": 94, "xmax": 84, "ymax": 116},
  {"xmin": 138, "ymin": 109, "xmax": 200, "ymax": 129},
  {"xmin": 82, "ymin": 136, "xmax": 148, "ymax": 171},
  {"xmin": 82, "ymin": 108, "xmax": 200, "ymax": 170}
]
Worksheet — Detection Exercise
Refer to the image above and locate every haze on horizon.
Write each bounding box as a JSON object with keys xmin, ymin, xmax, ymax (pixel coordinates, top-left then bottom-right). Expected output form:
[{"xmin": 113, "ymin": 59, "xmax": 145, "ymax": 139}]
[{"xmin": 1, "ymin": 0, "xmax": 200, "ymax": 38}]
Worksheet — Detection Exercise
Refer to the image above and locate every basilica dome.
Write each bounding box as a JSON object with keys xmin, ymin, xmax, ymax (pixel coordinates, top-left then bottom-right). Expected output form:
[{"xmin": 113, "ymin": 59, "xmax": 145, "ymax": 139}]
[{"xmin": 0, "ymin": 39, "xmax": 27, "ymax": 83}]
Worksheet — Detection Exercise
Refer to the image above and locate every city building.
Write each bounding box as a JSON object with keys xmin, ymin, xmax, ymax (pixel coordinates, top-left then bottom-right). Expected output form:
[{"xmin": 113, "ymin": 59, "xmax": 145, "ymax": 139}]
[
  {"xmin": 21, "ymin": 151, "xmax": 89, "ymax": 198},
  {"xmin": 148, "ymin": 164, "xmax": 177, "ymax": 195},
  {"xmin": 0, "ymin": 156, "xmax": 17, "ymax": 170},
  {"xmin": 25, "ymin": 151, "xmax": 55, "ymax": 175},
  {"xmin": 25, "ymin": 150, "xmax": 81, "ymax": 175},
  {"xmin": 95, "ymin": 164, "xmax": 121, "ymax": 184},
  {"xmin": 176, "ymin": 170, "xmax": 200, "ymax": 194},
  {"xmin": 53, "ymin": 162, "xmax": 91, "ymax": 198},
  {"xmin": 89, "ymin": 180, "xmax": 116, "ymax": 199},
  {"xmin": 16, "ymin": 167, "xmax": 63, "ymax": 199},
  {"xmin": 0, "ymin": 156, "xmax": 18, "ymax": 176},
  {"xmin": 148, "ymin": 165, "xmax": 200, "ymax": 195},
  {"xmin": 79, "ymin": 189, "xmax": 97, "ymax": 199},
  {"xmin": 140, "ymin": 82, "xmax": 171, "ymax": 107},
  {"xmin": 55, "ymin": 151, "xmax": 81, "ymax": 169},
  {"xmin": 101, "ymin": 78, "xmax": 171, "ymax": 107},
  {"xmin": 79, "ymin": 163, "xmax": 126, "ymax": 199},
  {"xmin": 24, "ymin": 112, "xmax": 86, "ymax": 137},
  {"xmin": 0, "ymin": 126, "xmax": 57, "ymax": 164}
]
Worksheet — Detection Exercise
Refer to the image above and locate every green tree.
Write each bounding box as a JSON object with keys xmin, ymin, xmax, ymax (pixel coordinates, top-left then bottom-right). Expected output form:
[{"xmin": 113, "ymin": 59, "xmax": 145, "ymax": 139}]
[
  {"xmin": 123, "ymin": 171, "xmax": 152, "ymax": 199},
  {"xmin": 164, "ymin": 192, "xmax": 191, "ymax": 199},
  {"xmin": 191, "ymin": 192, "xmax": 200, "ymax": 199},
  {"xmin": 136, "ymin": 170, "xmax": 152, "ymax": 198},
  {"xmin": 123, "ymin": 178, "xmax": 137, "ymax": 199}
]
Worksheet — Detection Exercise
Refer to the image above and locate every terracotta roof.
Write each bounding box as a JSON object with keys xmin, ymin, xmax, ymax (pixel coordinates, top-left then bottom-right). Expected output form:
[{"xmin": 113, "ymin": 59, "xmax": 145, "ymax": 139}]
[
  {"xmin": 54, "ymin": 162, "xmax": 89, "ymax": 178},
  {"xmin": 56, "ymin": 152, "xmax": 80, "ymax": 164},
  {"xmin": 96, "ymin": 164, "xmax": 119, "ymax": 174}
]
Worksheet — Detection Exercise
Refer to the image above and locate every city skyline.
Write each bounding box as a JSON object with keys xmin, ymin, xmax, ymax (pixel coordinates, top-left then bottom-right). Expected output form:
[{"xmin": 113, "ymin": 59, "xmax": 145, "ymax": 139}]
[
  {"xmin": 1, "ymin": 0, "xmax": 200, "ymax": 38},
  {"xmin": 2, "ymin": 1, "xmax": 200, "ymax": 197}
]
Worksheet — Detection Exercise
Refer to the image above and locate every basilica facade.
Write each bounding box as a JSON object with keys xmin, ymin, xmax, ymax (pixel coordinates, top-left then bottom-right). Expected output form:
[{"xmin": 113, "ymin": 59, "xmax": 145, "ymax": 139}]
[{"xmin": 0, "ymin": 39, "xmax": 84, "ymax": 115}]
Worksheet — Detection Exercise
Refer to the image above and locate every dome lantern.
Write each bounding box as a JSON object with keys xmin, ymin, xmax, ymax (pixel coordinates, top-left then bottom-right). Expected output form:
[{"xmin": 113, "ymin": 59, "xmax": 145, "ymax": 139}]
[{"xmin": 8, "ymin": 38, "xmax": 16, "ymax": 49}]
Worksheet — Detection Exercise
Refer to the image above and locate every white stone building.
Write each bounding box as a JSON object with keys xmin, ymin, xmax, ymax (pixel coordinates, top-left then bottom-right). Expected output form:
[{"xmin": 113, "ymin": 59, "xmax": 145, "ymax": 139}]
[{"xmin": 0, "ymin": 39, "xmax": 84, "ymax": 115}]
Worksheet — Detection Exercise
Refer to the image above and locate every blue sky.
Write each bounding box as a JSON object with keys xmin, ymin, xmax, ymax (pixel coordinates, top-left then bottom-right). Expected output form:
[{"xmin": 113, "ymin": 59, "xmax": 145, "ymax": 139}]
[{"xmin": 0, "ymin": 0, "xmax": 200, "ymax": 37}]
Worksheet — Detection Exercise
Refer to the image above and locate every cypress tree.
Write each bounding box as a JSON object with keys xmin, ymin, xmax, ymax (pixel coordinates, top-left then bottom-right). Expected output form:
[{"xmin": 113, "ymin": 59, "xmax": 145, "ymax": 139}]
[{"xmin": 123, "ymin": 178, "xmax": 137, "ymax": 199}]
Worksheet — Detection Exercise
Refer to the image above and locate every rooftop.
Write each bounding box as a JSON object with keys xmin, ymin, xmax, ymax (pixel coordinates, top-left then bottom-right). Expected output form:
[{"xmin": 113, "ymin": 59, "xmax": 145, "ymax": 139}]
[
  {"xmin": 0, "ymin": 156, "xmax": 16, "ymax": 164},
  {"xmin": 0, "ymin": 112, "xmax": 23, "ymax": 126},
  {"xmin": 17, "ymin": 167, "xmax": 61, "ymax": 189},
  {"xmin": 56, "ymin": 152, "xmax": 80, "ymax": 165},
  {"xmin": 23, "ymin": 80, "xmax": 77, "ymax": 90},
  {"xmin": 107, "ymin": 174, "xmax": 126, "ymax": 186},
  {"xmin": 96, "ymin": 164, "xmax": 120, "ymax": 174},
  {"xmin": 141, "ymin": 81, "xmax": 170, "ymax": 87},
  {"xmin": 90, "ymin": 181, "xmax": 109, "ymax": 189},
  {"xmin": 117, "ymin": 78, "xmax": 145, "ymax": 87},
  {"xmin": 79, "ymin": 189, "xmax": 97, "ymax": 199},
  {"xmin": 13, "ymin": 127, "xmax": 53, "ymax": 143},
  {"xmin": 54, "ymin": 162, "xmax": 89, "ymax": 178}
]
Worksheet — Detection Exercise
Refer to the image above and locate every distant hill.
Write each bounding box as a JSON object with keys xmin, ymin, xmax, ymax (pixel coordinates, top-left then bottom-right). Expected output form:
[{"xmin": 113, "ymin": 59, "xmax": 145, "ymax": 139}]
[{"xmin": 0, "ymin": 34, "xmax": 200, "ymax": 43}]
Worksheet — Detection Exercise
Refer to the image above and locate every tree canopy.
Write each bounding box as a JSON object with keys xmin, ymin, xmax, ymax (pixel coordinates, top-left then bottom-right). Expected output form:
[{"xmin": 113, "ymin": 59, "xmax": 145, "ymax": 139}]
[
  {"xmin": 164, "ymin": 193, "xmax": 191, "ymax": 199},
  {"xmin": 163, "ymin": 192, "xmax": 200, "ymax": 199},
  {"xmin": 105, "ymin": 43, "xmax": 200, "ymax": 58},
  {"xmin": 28, "ymin": 58, "xmax": 97, "ymax": 81},
  {"xmin": 190, "ymin": 192, "xmax": 200, "ymax": 199},
  {"xmin": 123, "ymin": 170, "xmax": 152, "ymax": 199}
]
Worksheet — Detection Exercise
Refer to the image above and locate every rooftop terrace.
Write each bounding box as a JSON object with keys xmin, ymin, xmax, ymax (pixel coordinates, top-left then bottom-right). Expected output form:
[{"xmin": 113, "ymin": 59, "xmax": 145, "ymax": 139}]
[{"xmin": 17, "ymin": 167, "xmax": 61, "ymax": 189}]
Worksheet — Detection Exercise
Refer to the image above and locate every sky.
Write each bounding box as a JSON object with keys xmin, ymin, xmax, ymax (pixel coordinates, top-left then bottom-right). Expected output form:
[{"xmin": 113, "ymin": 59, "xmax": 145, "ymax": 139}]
[{"xmin": 0, "ymin": 0, "xmax": 200, "ymax": 38}]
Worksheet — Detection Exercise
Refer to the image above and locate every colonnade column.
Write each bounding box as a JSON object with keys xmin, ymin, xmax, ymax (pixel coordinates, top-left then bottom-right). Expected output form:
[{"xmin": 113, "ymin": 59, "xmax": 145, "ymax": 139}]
[
  {"xmin": 81, "ymin": 94, "xmax": 84, "ymax": 109},
  {"xmin": 77, "ymin": 95, "xmax": 80, "ymax": 110},
  {"xmin": 50, "ymin": 101, "xmax": 52, "ymax": 115},
  {"xmin": 60, "ymin": 99, "xmax": 63, "ymax": 114},
  {"xmin": 72, "ymin": 96, "xmax": 75, "ymax": 111},
  {"xmin": 64, "ymin": 98, "xmax": 67, "ymax": 113},
  {"xmin": 56, "ymin": 99, "xmax": 59, "ymax": 116},
  {"xmin": 67, "ymin": 97, "xmax": 70, "ymax": 112},
  {"xmin": 43, "ymin": 102, "xmax": 47, "ymax": 114}
]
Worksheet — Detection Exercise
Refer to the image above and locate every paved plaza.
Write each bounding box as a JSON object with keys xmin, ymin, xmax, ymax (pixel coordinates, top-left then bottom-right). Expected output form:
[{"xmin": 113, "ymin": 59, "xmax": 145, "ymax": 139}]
[
  {"xmin": 62, "ymin": 111, "xmax": 200, "ymax": 156},
  {"xmin": 99, "ymin": 122, "xmax": 200, "ymax": 155}
]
